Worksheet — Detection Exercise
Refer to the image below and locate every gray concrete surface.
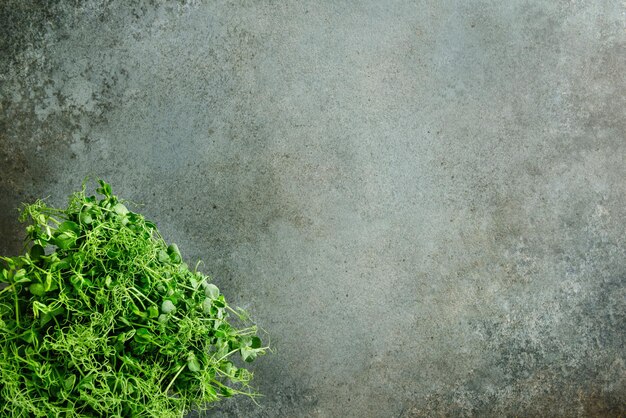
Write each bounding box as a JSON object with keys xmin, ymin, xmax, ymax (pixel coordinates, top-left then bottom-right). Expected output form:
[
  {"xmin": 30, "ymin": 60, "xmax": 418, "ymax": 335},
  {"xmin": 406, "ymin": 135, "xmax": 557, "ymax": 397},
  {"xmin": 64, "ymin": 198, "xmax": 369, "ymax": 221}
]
[{"xmin": 1, "ymin": 1, "xmax": 625, "ymax": 416}]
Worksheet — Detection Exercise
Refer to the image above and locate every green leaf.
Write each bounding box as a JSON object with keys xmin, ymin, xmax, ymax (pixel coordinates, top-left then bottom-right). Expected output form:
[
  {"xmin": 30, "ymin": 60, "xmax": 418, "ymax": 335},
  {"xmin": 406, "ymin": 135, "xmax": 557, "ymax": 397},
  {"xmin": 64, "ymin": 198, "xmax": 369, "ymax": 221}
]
[
  {"xmin": 79, "ymin": 210, "xmax": 93, "ymax": 225},
  {"xmin": 212, "ymin": 295, "xmax": 226, "ymax": 308},
  {"xmin": 167, "ymin": 244, "xmax": 182, "ymax": 264},
  {"xmin": 53, "ymin": 232, "xmax": 77, "ymax": 250},
  {"xmin": 13, "ymin": 269, "xmax": 26, "ymax": 281},
  {"xmin": 220, "ymin": 361, "xmax": 234, "ymax": 375},
  {"xmin": 240, "ymin": 346, "xmax": 258, "ymax": 363},
  {"xmin": 58, "ymin": 221, "xmax": 80, "ymax": 234},
  {"xmin": 134, "ymin": 328, "xmax": 153, "ymax": 344},
  {"xmin": 77, "ymin": 375, "xmax": 95, "ymax": 391},
  {"xmin": 113, "ymin": 203, "xmax": 129, "ymax": 216},
  {"xmin": 204, "ymin": 283, "xmax": 220, "ymax": 299},
  {"xmin": 202, "ymin": 297, "xmax": 212, "ymax": 314},
  {"xmin": 29, "ymin": 283, "xmax": 46, "ymax": 297},
  {"xmin": 50, "ymin": 306, "xmax": 65, "ymax": 317},
  {"xmin": 187, "ymin": 353, "xmax": 201, "ymax": 372},
  {"xmin": 161, "ymin": 300, "xmax": 176, "ymax": 314},
  {"xmin": 44, "ymin": 271, "xmax": 53, "ymax": 291},
  {"xmin": 29, "ymin": 244, "xmax": 45, "ymax": 261},
  {"xmin": 147, "ymin": 305, "xmax": 159, "ymax": 318},
  {"xmin": 158, "ymin": 250, "xmax": 170, "ymax": 264},
  {"xmin": 97, "ymin": 180, "xmax": 112, "ymax": 197},
  {"xmin": 20, "ymin": 329, "xmax": 37, "ymax": 344},
  {"xmin": 40, "ymin": 313, "xmax": 52, "ymax": 326},
  {"xmin": 64, "ymin": 375, "xmax": 76, "ymax": 391},
  {"xmin": 51, "ymin": 257, "xmax": 71, "ymax": 271},
  {"xmin": 250, "ymin": 336, "xmax": 262, "ymax": 349},
  {"xmin": 131, "ymin": 304, "xmax": 146, "ymax": 318}
]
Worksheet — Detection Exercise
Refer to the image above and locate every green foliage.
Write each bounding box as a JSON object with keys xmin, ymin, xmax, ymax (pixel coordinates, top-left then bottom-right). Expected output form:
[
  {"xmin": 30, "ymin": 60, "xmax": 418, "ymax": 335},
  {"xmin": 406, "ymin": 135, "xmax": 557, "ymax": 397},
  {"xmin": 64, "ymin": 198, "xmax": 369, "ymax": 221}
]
[{"xmin": 0, "ymin": 180, "xmax": 267, "ymax": 417}]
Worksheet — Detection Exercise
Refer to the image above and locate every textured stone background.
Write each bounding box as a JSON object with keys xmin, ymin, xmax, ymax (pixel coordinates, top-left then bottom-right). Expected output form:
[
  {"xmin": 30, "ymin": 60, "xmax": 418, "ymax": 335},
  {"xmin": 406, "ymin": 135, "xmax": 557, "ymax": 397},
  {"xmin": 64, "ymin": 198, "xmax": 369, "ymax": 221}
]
[{"xmin": 1, "ymin": 1, "xmax": 625, "ymax": 417}]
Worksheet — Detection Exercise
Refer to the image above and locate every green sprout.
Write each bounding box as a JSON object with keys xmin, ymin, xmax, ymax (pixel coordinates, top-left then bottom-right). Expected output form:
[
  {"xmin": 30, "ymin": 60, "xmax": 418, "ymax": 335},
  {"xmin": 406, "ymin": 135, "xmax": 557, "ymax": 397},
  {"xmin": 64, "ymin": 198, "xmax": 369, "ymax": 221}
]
[{"xmin": 0, "ymin": 180, "xmax": 267, "ymax": 417}]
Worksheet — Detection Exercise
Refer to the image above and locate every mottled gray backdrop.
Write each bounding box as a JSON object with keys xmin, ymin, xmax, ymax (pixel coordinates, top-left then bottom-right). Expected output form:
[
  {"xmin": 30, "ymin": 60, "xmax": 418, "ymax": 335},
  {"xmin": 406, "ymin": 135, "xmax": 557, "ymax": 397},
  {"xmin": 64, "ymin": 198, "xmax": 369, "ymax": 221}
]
[{"xmin": 1, "ymin": 1, "xmax": 625, "ymax": 417}]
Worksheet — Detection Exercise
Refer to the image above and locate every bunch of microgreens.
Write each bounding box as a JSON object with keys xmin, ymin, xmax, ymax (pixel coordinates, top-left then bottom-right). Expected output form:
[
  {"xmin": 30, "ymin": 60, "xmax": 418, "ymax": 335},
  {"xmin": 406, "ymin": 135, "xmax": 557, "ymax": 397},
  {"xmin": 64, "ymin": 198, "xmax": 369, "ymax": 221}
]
[{"xmin": 0, "ymin": 180, "xmax": 267, "ymax": 417}]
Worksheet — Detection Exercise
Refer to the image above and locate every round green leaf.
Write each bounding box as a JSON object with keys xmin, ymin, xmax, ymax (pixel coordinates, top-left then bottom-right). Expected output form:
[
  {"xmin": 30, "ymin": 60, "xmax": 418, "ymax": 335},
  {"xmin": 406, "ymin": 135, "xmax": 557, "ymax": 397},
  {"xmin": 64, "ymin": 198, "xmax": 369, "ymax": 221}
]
[
  {"xmin": 113, "ymin": 203, "xmax": 129, "ymax": 216},
  {"xmin": 161, "ymin": 300, "xmax": 176, "ymax": 314},
  {"xmin": 204, "ymin": 283, "xmax": 220, "ymax": 299},
  {"xmin": 29, "ymin": 283, "xmax": 46, "ymax": 297},
  {"xmin": 29, "ymin": 245, "xmax": 45, "ymax": 261}
]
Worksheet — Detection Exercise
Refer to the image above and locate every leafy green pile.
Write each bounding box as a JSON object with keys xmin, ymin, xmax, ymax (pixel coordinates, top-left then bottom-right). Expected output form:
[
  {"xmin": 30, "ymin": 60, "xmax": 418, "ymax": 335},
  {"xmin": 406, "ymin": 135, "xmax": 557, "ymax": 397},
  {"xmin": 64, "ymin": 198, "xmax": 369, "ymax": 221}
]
[{"xmin": 0, "ymin": 181, "xmax": 266, "ymax": 417}]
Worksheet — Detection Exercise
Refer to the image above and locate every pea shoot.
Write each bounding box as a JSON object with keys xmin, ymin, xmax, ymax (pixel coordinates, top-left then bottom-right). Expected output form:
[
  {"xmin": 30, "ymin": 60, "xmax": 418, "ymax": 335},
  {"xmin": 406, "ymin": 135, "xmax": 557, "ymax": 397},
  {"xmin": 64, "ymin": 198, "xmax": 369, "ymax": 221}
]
[{"xmin": 0, "ymin": 180, "xmax": 267, "ymax": 417}]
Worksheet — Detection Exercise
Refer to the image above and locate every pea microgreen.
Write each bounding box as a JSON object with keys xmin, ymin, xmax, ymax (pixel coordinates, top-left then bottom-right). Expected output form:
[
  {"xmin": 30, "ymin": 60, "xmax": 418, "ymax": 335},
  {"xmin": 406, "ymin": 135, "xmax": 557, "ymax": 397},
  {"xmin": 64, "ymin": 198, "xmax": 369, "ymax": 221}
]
[{"xmin": 0, "ymin": 180, "xmax": 267, "ymax": 417}]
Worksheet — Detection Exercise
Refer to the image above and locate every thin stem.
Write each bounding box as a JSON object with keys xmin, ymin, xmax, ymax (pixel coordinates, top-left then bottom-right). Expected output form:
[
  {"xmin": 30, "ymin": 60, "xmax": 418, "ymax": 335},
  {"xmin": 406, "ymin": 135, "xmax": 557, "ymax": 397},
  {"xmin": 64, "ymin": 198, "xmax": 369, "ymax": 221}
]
[{"xmin": 164, "ymin": 365, "xmax": 186, "ymax": 395}]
